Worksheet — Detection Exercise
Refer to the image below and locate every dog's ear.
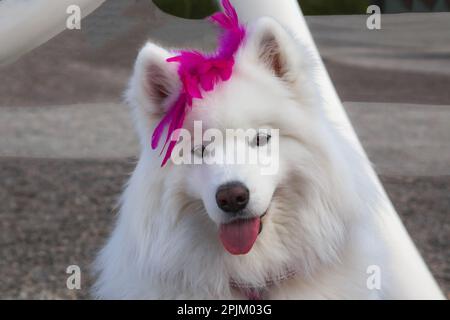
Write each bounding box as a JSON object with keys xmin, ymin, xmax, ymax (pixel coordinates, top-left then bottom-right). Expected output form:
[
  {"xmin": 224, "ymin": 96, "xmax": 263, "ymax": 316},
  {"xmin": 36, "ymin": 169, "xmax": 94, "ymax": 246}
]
[
  {"xmin": 126, "ymin": 43, "xmax": 181, "ymax": 147},
  {"xmin": 128, "ymin": 42, "xmax": 180, "ymax": 116},
  {"xmin": 246, "ymin": 17, "xmax": 301, "ymax": 84}
]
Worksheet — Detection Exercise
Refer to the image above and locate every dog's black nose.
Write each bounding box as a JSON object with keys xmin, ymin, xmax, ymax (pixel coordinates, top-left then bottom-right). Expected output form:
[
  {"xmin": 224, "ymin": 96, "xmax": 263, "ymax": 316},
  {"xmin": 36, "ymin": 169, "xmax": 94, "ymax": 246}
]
[{"xmin": 216, "ymin": 182, "xmax": 249, "ymax": 213}]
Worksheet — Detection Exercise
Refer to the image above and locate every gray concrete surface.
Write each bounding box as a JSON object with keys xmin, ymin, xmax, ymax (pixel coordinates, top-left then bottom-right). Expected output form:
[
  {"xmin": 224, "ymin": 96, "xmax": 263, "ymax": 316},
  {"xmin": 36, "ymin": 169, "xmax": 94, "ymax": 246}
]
[
  {"xmin": 345, "ymin": 102, "xmax": 450, "ymax": 176},
  {"xmin": 0, "ymin": 103, "xmax": 136, "ymax": 159},
  {"xmin": 308, "ymin": 13, "xmax": 450, "ymax": 75}
]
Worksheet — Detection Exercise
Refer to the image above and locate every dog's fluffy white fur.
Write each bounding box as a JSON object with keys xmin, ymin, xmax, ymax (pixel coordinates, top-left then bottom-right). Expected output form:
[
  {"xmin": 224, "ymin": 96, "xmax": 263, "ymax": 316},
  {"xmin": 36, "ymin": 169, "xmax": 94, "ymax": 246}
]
[{"xmin": 92, "ymin": 17, "xmax": 441, "ymax": 299}]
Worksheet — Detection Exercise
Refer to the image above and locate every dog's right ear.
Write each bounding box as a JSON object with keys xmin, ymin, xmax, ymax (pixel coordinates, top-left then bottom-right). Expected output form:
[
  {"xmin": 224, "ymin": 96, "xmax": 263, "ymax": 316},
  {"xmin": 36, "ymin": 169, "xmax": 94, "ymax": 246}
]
[
  {"xmin": 128, "ymin": 43, "xmax": 180, "ymax": 116},
  {"xmin": 126, "ymin": 43, "xmax": 181, "ymax": 148}
]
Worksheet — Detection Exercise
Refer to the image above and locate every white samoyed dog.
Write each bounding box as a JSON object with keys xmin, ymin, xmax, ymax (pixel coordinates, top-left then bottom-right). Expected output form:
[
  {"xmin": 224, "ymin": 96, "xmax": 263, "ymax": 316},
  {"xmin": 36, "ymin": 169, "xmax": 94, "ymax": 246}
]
[{"xmin": 92, "ymin": 16, "xmax": 442, "ymax": 299}]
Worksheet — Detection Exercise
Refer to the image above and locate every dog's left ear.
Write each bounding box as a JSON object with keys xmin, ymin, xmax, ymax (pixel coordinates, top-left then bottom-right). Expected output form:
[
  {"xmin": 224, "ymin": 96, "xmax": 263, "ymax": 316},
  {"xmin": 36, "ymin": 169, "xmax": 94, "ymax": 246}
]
[{"xmin": 246, "ymin": 17, "xmax": 301, "ymax": 84}]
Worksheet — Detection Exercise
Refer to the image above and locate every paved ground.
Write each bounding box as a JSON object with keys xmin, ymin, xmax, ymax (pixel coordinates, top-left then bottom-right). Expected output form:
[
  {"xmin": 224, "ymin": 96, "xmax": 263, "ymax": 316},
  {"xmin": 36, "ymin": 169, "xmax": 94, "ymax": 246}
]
[
  {"xmin": 308, "ymin": 13, "xmax": 450, "ymax": 76},
  {"xmin": 0, "ymin": 103, "xmax": 136, "ymax": 159},
  {"xmin": 0, "ymin": 2, "xmax": 448, "ymax": 299}
]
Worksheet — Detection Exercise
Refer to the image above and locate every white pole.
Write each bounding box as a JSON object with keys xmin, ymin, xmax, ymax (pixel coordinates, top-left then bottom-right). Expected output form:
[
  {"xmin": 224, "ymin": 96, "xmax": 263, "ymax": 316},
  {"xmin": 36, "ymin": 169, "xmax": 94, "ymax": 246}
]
[
  {"xmin": 227, "ymin": 0, "xmax": 443, "ymax": 298},
  {"xmin": 0, "ymin": 0, "xmax": 105, "ymax": 66}
]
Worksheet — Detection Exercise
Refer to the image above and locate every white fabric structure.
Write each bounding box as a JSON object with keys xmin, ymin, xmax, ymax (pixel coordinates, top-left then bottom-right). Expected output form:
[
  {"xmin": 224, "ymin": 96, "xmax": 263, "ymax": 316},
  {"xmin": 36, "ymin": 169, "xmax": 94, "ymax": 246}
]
[{"xmin": 0, "ymin": 0, "xmax": 105, "ymax": 65}]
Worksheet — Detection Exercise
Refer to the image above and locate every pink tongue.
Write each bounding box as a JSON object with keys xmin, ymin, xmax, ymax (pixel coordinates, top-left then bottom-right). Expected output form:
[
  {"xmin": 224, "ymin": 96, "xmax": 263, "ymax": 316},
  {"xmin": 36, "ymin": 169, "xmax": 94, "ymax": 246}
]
[{"xmin": 219, "ymin": 218, "xmax": 260, "ymax": 255}]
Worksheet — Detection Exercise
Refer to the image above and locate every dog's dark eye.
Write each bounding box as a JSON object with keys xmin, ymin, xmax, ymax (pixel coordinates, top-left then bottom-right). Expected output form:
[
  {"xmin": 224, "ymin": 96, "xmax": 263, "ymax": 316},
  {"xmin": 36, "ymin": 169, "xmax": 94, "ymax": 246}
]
[
  {"xmin": 254, "ymin": 133, "xmax": 271, "ymax": 147},
  {"xmin": 192, "ymin": 145, "xmax": 206, "ymax": 158}
]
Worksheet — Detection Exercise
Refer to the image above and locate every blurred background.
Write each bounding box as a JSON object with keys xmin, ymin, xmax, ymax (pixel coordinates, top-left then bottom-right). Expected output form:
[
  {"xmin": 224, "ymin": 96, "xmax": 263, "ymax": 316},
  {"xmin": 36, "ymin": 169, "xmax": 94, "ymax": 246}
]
[
  {"xmin": 152, "ymin": 0, "xmax": 450, "ymax": 17},
  {"xmin": 0, "ymin": 0, "xmax": 449, "ymax": 299}
]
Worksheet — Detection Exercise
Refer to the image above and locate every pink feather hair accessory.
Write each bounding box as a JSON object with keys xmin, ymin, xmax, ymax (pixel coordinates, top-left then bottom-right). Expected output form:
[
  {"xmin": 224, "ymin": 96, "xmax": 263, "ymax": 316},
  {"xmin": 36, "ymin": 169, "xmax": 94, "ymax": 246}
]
[{"xmin": 151, "ymin": 0, "xmax": 246, "ymax": 166}]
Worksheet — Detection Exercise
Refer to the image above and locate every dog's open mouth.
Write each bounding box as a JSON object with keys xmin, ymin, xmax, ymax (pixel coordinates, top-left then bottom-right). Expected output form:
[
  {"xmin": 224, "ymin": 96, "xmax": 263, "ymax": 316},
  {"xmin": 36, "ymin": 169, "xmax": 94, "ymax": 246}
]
[{"xmin": 219, "ymin": 212, "xmax": 267, "ymax": 255}]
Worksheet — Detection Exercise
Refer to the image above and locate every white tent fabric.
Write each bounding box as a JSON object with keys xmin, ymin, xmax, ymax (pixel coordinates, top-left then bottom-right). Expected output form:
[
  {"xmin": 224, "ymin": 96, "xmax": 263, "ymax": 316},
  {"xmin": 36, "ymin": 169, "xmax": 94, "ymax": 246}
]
[{"xmin": 0, "ymin": 0, "xmax": 105, "ymax": 65}]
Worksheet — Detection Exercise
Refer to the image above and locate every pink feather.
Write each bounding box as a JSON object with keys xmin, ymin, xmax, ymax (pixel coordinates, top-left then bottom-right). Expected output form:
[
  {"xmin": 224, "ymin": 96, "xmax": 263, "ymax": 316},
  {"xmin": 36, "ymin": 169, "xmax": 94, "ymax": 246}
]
[{"xmin": 151, "ymin": 0, "xmax": 246, "ymax": 166}]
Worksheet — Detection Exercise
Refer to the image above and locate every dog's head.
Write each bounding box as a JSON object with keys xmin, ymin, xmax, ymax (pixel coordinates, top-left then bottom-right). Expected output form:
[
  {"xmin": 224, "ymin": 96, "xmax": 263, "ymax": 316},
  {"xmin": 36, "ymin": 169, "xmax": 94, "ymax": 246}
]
[{"xmin": 127, "ymin": 17, "xmax": 359, "ymax": 277}]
